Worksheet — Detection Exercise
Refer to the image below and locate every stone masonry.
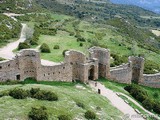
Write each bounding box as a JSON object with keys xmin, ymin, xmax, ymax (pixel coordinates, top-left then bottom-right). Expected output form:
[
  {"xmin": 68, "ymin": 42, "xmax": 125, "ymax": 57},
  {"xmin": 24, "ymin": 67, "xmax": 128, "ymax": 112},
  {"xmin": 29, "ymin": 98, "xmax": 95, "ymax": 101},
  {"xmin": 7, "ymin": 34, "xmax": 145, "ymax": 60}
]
[{"xmin": 0, "ymin": 47, "xmax": 160, "ymax": 88}]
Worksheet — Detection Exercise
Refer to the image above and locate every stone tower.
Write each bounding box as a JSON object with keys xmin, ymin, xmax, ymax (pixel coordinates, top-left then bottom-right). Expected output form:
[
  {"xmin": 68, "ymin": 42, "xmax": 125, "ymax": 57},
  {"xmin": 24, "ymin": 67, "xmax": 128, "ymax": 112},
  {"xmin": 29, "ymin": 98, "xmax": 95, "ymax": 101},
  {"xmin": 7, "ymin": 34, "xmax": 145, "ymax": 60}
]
[
  {"xmin": 16, "ymin": 49, "xmax": 41, "ymax": 80},
  {"xmin": 89, "ymin": 47, "xmax": 110, "ymax": 79},
  {"xmin": 129, "ymin": 56, "xmax": 144, "ymax": 83}
]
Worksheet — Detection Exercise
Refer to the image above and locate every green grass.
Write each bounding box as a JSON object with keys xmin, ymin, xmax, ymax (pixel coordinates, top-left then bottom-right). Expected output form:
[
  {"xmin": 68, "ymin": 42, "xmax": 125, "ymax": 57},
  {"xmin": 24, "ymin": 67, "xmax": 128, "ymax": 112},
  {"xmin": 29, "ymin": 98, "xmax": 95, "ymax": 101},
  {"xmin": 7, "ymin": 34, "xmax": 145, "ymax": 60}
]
[
  {"xmin": 119, "ymin": 95, "xmax": 154, "ymax": 120},
  {"xmin": 98, "ymin": 78, "xmax": 160, "ymax": 118},
  {"xmin": 0, "ymin": 80, "xmax": 123, "ymax": 120},
  {"xmin": 98, "ymin": 78, "xmax": 129, "ymax": 95},
  {"xmin": 38, "ymin": 31, "xmax": 90, "ymax": 62}
]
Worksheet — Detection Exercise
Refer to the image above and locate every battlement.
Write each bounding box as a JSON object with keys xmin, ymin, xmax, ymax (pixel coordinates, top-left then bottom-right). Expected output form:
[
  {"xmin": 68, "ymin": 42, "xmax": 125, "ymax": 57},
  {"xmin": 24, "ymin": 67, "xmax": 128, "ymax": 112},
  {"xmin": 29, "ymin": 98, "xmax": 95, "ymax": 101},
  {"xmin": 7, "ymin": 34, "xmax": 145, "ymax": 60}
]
[{"xmin": 0, "ymin": 47, "xmax": 160, "ymax": 88}]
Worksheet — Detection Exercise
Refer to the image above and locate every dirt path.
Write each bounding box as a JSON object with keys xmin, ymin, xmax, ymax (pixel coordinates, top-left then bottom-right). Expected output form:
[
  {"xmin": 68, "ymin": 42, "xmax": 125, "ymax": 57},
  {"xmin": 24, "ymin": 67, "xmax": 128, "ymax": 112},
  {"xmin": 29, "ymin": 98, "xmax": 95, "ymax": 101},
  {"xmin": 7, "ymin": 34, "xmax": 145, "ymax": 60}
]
[
  {"xmin": 0, "ymin": 23, "xmax": 27, "ymax": 59},
  {"xmin": 89, "ymin": 81, "xmax": 145, "ymax": 120},
  {"xmin": 118, "ymin": 92, "xmax": 160, "ymax": 120}
]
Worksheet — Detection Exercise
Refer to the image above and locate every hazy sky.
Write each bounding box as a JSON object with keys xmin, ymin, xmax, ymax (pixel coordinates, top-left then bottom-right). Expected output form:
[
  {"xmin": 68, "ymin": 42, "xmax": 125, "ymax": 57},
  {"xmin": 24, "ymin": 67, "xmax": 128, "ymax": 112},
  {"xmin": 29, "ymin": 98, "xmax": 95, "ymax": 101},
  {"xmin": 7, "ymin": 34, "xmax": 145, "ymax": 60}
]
[{"xmin": 110, "ymin": 0, "xmax": 160, "ymax": 13}]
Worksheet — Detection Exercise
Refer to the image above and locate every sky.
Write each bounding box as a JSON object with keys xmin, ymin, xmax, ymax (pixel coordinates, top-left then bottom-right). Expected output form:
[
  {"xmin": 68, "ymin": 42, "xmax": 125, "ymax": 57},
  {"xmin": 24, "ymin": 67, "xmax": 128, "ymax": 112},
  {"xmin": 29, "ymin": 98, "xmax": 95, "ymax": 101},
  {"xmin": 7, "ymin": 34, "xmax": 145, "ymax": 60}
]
[{"xmin": 110, "ymin": 0, "xmax": 160, "ymax": 13}]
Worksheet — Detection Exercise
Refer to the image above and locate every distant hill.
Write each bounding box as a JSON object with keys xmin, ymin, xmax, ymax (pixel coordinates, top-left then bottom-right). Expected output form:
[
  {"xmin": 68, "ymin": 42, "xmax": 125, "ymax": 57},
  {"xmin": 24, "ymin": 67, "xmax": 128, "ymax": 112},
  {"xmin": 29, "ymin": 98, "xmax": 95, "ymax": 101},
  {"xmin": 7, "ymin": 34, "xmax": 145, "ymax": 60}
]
[
  {"xmin": 35, "ymin": 0, "xmax": 160, "ymax": 27},
  {"xmin": 110, "ymin": 0, "xmax": 160, "ymax": 14}
]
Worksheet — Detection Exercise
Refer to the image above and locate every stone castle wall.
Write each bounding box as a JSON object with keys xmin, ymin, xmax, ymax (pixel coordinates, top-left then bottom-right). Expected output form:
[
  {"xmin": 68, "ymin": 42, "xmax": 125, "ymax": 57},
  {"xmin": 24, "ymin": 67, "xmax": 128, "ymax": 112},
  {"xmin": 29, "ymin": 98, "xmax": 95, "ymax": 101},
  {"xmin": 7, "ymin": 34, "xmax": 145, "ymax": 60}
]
[
  {"xmin": 0, "ymin": 47, "xmax": 160, "ymax": 88},
  {"xmin": 140, "ymin": 73, "xmax": 160, "ymax": 88},
  {"xmin": 110, "ymin": 62, "xmax": 132, "ymax": 84},
  {"xmin": 89, "ymin": 47, "xmax": 110, "ymax": 79}
]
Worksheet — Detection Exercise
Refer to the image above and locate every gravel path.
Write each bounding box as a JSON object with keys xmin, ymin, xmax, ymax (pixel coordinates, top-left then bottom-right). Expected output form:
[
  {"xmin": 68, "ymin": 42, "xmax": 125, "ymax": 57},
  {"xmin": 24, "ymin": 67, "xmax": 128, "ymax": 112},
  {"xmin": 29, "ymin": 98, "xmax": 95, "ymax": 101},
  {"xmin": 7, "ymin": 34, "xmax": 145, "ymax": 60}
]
[
  {"xmin": 0, "ymin": 23, "xmax": 27, "ymax": 59},
  {"xmin": 0, "ymin": 16, "xmax": 59, "ymax": 66},
  {"xmin": 89, "ymin": 81, "xmax": 145, "ymax": 120}
]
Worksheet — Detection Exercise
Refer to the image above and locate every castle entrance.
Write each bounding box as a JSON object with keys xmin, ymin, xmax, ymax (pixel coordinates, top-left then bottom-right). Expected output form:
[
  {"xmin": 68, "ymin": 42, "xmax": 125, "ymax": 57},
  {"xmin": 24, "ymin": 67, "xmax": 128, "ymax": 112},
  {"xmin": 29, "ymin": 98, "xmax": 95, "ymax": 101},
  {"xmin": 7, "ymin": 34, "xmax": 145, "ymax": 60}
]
[{"xmin": 88, "ymin": 65, "xmax": 95, "ymax": 80}]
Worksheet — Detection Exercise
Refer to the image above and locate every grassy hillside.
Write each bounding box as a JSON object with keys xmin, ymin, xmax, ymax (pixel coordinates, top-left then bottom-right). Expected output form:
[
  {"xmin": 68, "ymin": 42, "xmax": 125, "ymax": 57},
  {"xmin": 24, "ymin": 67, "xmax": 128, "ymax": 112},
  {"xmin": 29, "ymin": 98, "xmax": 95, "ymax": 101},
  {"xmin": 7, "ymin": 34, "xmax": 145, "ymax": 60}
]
[
  {"xmin": 14, "ymin": 12, "xmax": 160, "ymax": 73},
  {"xmin": 35, "ymin": 0, "xmax": 160, "ymax": 27},
  {"xmin": 0, "ymin": 14, "xmax": 21, "ymax": 47},
  {"xmin": 0, "ymin": 80, "xmax": 122, "ymax": 120}
]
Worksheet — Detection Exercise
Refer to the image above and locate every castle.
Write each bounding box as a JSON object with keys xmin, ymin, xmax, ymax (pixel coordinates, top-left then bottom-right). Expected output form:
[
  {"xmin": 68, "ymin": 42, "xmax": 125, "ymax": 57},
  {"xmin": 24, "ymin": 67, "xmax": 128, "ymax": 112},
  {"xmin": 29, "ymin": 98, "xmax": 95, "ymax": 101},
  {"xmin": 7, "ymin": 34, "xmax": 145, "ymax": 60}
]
[{"xmin": 0, "ymin": 47, "xmax": 160, "ymax": 88}]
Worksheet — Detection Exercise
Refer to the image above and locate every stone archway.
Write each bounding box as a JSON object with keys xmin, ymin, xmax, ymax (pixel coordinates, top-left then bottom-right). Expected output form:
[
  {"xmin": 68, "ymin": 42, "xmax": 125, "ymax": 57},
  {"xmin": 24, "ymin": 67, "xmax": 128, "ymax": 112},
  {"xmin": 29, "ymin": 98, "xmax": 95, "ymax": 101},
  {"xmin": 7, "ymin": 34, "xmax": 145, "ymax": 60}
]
[{"xmin": 88, "ymin": 65, "xmax": 95, "ymax": 80}]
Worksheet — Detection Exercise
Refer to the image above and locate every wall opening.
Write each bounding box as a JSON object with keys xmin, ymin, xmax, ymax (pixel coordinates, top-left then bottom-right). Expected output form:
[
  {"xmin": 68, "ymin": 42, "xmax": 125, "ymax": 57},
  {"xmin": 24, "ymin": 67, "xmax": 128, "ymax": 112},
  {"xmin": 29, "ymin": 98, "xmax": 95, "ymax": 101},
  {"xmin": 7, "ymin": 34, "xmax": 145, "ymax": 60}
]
[
  {"xmin": 132, "ymin": 67, "xmax": 140, "ymax": 84},
  {"xmin": 88, "ymin": 65, "xmax": 94, "ymax": 80},
  {"xmin": 16, "ymin": 75, "xmax": 20, "ymax": 80}
]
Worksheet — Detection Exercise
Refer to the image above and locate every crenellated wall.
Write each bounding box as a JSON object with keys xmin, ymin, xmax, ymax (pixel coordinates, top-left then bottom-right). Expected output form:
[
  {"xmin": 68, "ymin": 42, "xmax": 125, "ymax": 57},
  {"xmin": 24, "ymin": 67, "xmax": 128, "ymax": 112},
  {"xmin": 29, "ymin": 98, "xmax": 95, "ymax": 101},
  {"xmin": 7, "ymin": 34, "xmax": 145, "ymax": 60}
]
[
  {"xmin": 0, "ymin": 47, "xmax": 160, "ymax": 88},
  {"xmin": 110, "ymin": 62, "xmax": 132, "ymax": 84}
]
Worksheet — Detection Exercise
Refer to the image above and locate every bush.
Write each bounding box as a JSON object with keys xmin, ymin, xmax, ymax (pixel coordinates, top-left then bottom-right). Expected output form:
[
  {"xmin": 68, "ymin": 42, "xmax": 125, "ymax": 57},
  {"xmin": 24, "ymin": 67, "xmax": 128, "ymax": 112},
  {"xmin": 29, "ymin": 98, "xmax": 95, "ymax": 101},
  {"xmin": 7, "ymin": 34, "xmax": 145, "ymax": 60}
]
[
  {"xmin": 153, "ymin": 102, "xmax": 160, "ymax": 114},
  {"xmin": 79, "ymin": 43, "xmax": 83, "ymax": 47},
  {"xmin": 33, "ymin": 90, "xmax": 58, "ymax": 101},
  {"xmin": 9, "ymin": 88, "xmax": 28, "ymax": 99},
  {"xmin": 84, "ymin": 110, "xmax": 96, "ymax": 119},
  {"xmin": 30, "ymin": 39, "xmax": 38, "ymax": 45},
  {"xmin": 142, "ymin": 99, "xmax": 154, "ymax": 111},
  {"xmin": 62, "ymin": 49, "xmax": 69, "ymax": 57},
  {"xmin": 153, "ymin": 92, "xmax": 159, "ymax": 98},
  {"xmin": 30, "ymin": 88, "xmax": 40, "ymax": 97},
  {"xmin": 77, "ymin": 37, "xmax": 86, "ymax": 42},
  {"xmin": 40, "ymin": 43, "xmax": 51, "ymax": 53},
  {"xmin": 58, "ymin": 115, "xmax": 71, "ymax": 120},
  {"xmin": 76, "ymin": 102, "xmax": 85, "ymax": 109},
  {"xmin": 28, "ymin": 106, "xmax": 48, "ymax": 120},
  {"xmin": 18, "ymin": 42, "xmax": 30, "ymax": 50},
  {"xmin": 53, "ymin": 45, "xmax": 60, "ymax": 49},
  {"xmin": 0, "ymin": 90, "xmax": 9, "ymax": 97}
]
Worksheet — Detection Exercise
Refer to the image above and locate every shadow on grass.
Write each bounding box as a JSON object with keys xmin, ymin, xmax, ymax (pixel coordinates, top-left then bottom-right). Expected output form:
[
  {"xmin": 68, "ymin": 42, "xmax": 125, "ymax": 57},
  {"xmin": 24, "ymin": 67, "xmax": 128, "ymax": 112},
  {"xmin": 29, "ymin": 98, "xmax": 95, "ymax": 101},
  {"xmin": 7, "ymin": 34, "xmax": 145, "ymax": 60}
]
[{"xmin": 0, "ymin": 78, "xmax": 85, "ymax": 87}]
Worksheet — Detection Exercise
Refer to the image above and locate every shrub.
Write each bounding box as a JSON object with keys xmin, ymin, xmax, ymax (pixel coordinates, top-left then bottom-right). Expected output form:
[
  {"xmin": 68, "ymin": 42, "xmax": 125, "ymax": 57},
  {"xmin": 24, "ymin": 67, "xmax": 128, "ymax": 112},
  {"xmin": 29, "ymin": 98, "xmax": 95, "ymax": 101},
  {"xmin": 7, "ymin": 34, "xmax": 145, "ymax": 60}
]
[
  {"xmin": 30, "ymin": 88, "xmax": 40, "ymax": 97},
  {"xmin": 53, "ymin": 45, "xmax": 60, "ymax": 49},
  {"xmin": 76, "ymin": 102, "xmax": 85, "ymax": 109},
  {"xmin": 62, "ymin": 49, "xmax": 69, "ymax": 57},
  {"xmin": 142, "ymin": 99, "xmax": 154, "ymax": 111},
  {"xmin": 28, "ymin": 106, "xmax": 48, "ymax": 120},
  {"xmin": 84, "ymin": 110, "xmax": 96, "ymax": 119},
  {"xmin": 58, "ymin": 115, "xmax": 71, "ymax": 120},
  {"xmin": 30, "ymin": 39, "xmax": 38, "ymax": 45},
  {"xmin": 110, "ymin": 63, "xmax": 115, "ymax": 67},
  {"xmin": 0, "ymin": 90, "xmax": 9, "ymax": 97},
  {"xmin": 153, "ymin": 92, "xmax": 159, "ymax": 98},
  {"xmin": 77, "ymin": 37, "xmax": 86, "ymax": 42},
  {"xmin": 33, "ymin": 90, "xmax": 58, "ymax": 101},
  {"xmin": 9, "ymin": 88, "xmax": 28, "ymax": 99},
  {"xmin": 18, "ymin": 42, "xmax": 30, "ymax": 50},
  {"xmin": 136, "ymin": 92, "xmax": 147, "ymax": 103},
  {"xmin": 79, "ymin": 43, "xmax": 83, "ymax": 47},
  {"xmin": 153, "ymin": 102, "xmax": 160, "ymax": 114},
  {"xmin": 40, "ymin": 43, "xmax": 51, "ymax": 53}
]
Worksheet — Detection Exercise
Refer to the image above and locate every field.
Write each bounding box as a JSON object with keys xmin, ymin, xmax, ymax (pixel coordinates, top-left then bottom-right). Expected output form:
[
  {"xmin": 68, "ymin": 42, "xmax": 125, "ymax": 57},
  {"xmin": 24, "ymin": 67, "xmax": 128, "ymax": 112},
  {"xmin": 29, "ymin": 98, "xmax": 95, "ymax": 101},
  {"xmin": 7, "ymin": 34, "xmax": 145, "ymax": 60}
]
[
  {"xmin": 35, "ymin": 15, "xmax": 160, "ymax": 67},
  {"xmin": 0, "ymin": 80, "xmax": 122, "ymax": 120}
]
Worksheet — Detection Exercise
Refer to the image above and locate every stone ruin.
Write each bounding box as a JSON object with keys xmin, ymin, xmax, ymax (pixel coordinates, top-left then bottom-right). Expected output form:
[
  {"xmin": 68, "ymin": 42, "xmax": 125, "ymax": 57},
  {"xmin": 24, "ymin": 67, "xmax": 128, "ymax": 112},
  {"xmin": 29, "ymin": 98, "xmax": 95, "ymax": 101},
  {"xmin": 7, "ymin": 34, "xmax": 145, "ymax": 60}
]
[{"xmin": 0, "ymin": 47, "xmax": 160, "ymax": 88}]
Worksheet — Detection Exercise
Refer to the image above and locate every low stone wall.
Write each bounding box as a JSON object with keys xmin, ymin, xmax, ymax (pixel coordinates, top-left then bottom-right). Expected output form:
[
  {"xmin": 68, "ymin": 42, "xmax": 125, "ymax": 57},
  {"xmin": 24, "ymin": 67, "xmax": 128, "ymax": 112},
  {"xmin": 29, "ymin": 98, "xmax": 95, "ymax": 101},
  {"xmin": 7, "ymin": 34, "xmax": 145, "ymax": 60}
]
[
  {"xmin": 140, "ymin": 73, "xmax": 160, "ymax": 88},
  {"xmin": 0, "ymin": 59, "xmax": 20, "ymax": 81},
  {"xmin": 37, "ymin": 63, "xmax": 72, "ymax": 82},
  {"xmin": 110, "ymin": 63, "xmax": 132, "ymax": 84}
]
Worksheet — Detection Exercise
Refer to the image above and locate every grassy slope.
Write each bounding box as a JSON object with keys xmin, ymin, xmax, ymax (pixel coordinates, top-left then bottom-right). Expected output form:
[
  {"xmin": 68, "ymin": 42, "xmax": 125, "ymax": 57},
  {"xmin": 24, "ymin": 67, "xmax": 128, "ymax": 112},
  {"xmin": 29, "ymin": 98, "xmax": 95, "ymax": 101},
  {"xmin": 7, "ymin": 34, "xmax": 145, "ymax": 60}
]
[
  {"xmin": 99, "ymin": 78, "xmax": 160, "ymax": 118},
  {"xmin": 0, "ymin": 81, "xmax": 122, "ymax": 120},
  {"xmin": 99, "ymin": 78, "xmax": 160, "ymax": 102},
  {"xmin": 35, "ymin": 14, "xmax": 160, "ymax": 66}
]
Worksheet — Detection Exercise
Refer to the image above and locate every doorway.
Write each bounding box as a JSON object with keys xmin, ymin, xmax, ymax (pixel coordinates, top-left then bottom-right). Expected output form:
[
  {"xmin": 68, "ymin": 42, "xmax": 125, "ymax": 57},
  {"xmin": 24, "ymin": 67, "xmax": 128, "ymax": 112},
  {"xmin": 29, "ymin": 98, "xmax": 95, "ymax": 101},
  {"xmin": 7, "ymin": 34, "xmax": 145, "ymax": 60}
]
[
  {"xmin": 88, "ymin": 65, "xmax": 94, "ymax": 80},
  {"xmin": 16, "ymin": 74, "xmax": 20, "ymax": 80}
]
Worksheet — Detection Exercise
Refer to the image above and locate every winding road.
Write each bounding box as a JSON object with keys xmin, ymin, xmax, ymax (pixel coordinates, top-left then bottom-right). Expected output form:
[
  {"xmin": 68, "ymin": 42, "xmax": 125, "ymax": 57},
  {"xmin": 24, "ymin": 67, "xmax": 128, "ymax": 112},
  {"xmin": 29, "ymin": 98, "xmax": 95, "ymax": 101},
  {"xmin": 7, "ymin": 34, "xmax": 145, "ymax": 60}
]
[{"xmin": 0, "ymin": 13, "xmax": 57, "ymax": 66}]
